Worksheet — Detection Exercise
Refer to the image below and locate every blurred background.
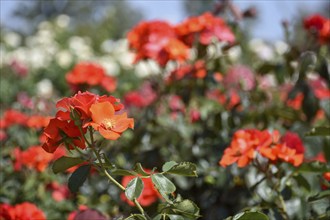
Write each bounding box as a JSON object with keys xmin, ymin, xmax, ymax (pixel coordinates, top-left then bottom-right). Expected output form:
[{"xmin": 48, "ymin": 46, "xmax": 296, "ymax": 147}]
[{"xmin": 1, "ymin": 0, "xmax": 329, "ymax": 42}]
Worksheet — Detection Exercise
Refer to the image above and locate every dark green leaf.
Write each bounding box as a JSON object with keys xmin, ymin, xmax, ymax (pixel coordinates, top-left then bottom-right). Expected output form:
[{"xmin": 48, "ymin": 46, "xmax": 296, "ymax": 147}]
[
  {"xmin": 125, "ymin": 177, "xmax": 144, "ymax": 201},
  {"xmin": 172, "ymin": 199, "xmax": 200, "ymax": 219},
  {"xmin": 232, "ymin": 211, "xmax": 268, "ymax": 220},
  {"xmin": 306, "ymin": 127, "xmax": 330, "ymax": 136},
  {"xmin": 52, "ymin": 156, "xmax": 84, "ymax": 174},
  {"xmin": 68, "ymin": 165, "xmax": 91, "ymax": 193},
  {"xmin": 151, "ymin": 173, "xmax": 176, "ymax": 194},
  {"xmin": 296, "ymin": 161, "xmax": 330, "ymax": 173},
  {"xmin": 110, "ymin": 169, "xmax": 137, "ymax": 176},
  {"xmin": 134, "ymin": 163, "xmax": 150, "ymax": 176},
  {"xmin": 165, "ymin": 162, "xmax": 197, "ymax": 177},
  {"xmin": 152, "ymin": 214, "xmax": 162, "ymax": 220},
  {"xmin": 293, "ymin": 174, "xmax": 311, "ymax": 192},
  {"xmin": 162, "ymin": 161, "xmax": 178, "ymax": 173},
  {"xmin": 308, "ymin": 190, "xmax": 330, "ymax": 202}
]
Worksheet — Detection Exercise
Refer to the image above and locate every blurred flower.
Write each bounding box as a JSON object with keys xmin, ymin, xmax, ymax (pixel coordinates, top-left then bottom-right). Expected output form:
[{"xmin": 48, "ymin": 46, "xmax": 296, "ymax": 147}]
[
  {"xmin": 56, "ymin": 14, "xmax": 71, "ymax": 28},
  {"xmin": 249, "ymin": 39, "xmax": 274, "ymax": 61},
  {"xmin": 274, "ymin": 41, "xmax": 289, "ymax": 55},
  {"xmin": 121, "ymin": 170, "xmax": 160, "ymax": 207},
  {"xmin": 286, "ymin": 92, "xmax": 304, "ymax": 110},
  {"xmin": 68, "ymin": 206, "xmax": 107, "ymax": 220},
  {"xmin": 36, "ymin": 79, "xmax": 54, "ymax": 99},
  {"xmin": 56, "ymin": 50, "xmax": 73, "ymax": 68},
  {"xmin": 46, "ymin": 182, "xmax": 71, "ymax": 202},
  {"xmin": 127, "ymin": 20, "xmax": 189, "ymax": 66},
  {"xmin": 66, "ymin": 62, "xmax": 117, "ymax": 92},
  {"xmin": 124, "ymin": 82, "xmax": 157, "ymax": 108},
  {"xmin": 67, "ymin": 205, "xmax": 88, "ymax": 220},
  {"xmin": 17, "ymin": 92, "xmax": 34, "ymax": 109},
  {"xmin": 304, "ymin": 14, "xmax": 330, "ymax": 44},
  {"xmin": 223, "ymin": 65, "xmax": 255, "ymax": 91},
  {"xmin": 219, "ymin": 129, "xmax": 270, "ymax": 167},
  {"xmin": 0, "ymin": 202, "xmax": 46, "ymax": 220},
  {"xmin": 175, "ymin": 12, "xmax": 235, "ymax": 46},
  {"xmin": 3, "ymin": 32, "xmax": 21, "ymax": 48},
  {"xmin": 189, "ymin": 108, "xmax": 201, "ymax": 123},
  {"xmin": 308, "ymin": 74, "xmax": 330, "ymax": 99},
  {"xmin": 0, "ymin": 109, "xmax": 28, "ymax": 129},
  {"xmin": 9, "ymin": 59, "xmax": 28, "ymax": 77},
  {"xmin": 167, "ymin": 60, "xmax": 206, "ymax": 81},
  {"xmin": 280, "ymin": 131, "xmax": 305, "ymax": 154},
  {"xmin": 135, "ymin": 60, "xmax": 161, "ymax": 78},
  {"xmin": 26, "ymin": 115, "xmax": 51, "ymax": 129},
  {"xmin": 13, "ymin": 145, "xmax": 53, "ymax": 172},
  {"xmin": 87, "ymin": 102, "xmax": 134, "ymax": 140}
]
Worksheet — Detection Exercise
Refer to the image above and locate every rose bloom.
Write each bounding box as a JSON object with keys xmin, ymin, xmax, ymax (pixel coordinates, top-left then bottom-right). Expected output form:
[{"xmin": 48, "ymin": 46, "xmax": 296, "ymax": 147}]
[
  {"xmin": 13, "ymin": 145, "xmax": 53, "ymax": 172},
  {"xmin": 124, "ymin": 82, "xmax": 157, "ymax": 108},
  {"xmin": 66, "ymin": 62, "xmax": 117, "ymax": 92},
  {"xmin": 121, "ymin": 172, "xmax": 161, "ymax": 207},
  {"xmin": 0, "ymin": 109, "xmax": 28, "ymax": 129},
  {"xmin": 0, "ymin": 202, "xmax": 46, "ymax": 220},
  {"xmin": 175, "ymin": 12, "xmax": 235, "ymax": 46},
  {"xmin": 280, "ymin": 131, "xmax": 305, "ymax": 154},
  {"xmin": 127, "ymin": 20, "xmax": 189, "ymax": 66}
]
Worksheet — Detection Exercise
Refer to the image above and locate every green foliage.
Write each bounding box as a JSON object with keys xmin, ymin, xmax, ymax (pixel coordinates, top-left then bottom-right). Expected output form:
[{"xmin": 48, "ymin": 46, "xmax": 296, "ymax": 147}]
[
  {"xmin": 68, "ymin": 164, "xmax": 91, "ymax": 193},
  {"xmin": 125, "ymin": 177, "xmax": 144, "ymax": 201},
  {"xmin": 52, "ymin": 156, "xmax": 85, "ymax": 174}
]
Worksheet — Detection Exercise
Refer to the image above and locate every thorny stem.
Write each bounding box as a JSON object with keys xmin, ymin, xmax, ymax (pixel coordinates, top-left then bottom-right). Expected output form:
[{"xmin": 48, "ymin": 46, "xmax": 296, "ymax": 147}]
[{"xmin": 86, "ymin": 127, "xmax": 148, "ymax": 218}]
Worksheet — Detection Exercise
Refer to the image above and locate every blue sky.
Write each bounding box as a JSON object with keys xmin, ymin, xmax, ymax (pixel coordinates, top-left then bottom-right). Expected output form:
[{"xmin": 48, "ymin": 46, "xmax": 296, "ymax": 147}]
[{"xmin": 1, "ymin": 0, "xmax": 327, "ymax": 41}]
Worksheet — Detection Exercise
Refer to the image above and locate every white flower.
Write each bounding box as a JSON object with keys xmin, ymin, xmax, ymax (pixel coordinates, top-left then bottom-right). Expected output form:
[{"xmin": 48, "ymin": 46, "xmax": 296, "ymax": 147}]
[
  {"xmin": 135, "ymin": 60, "xmax": 161, "ymax": 78},
  {"xmin": 99, "ymin": 57, "xmax": 120, "ymax": 76},
  {"xmin": 36, "ymin": 79, "xmax": 53, "ymax": 99},
  {"xmin": 275, "ymin": 41, "xmax": 289, "ymax": 55},
  {"xmin": 227, "ymin": 46, "xmax": 242, "ymax": 62},
  {"xmin": 56, "ymin": 50, "xmax": 73, "ymax": 67},
  {"xmin": 249, "ymin": 39, "xmax": 274, "ymax": 61},
  {"xmin": 56, "ymin": 14, "xmax": 70, "ymax": 28},
  {"xmin": 3, "ymin": 32, "xmax": 21, "ymax": 48}
]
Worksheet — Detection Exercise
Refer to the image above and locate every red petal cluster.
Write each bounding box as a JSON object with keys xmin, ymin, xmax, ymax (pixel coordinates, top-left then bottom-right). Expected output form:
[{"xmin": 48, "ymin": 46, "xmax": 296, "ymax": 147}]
[
  {"xmin": 66, "ymin": 62, "xmax": 117, "ymax": 92},
  {"xmin": 127, "ymin": 13, "xmax": 235, "ymax": 67},
  {"xmin": 304, "ymin": 14, "xmax": 330, "ymax": 44},
  {"xmin": 124, "ymin": 82, "xmax": 157, "ymax": 108},
  {"xmin": 219, "ymin": 130, "xmax": 305, "ymax": 168},
  {"xmin": 0, "ymin": 202, "xmax": 46, "ymax": 220},
  {"xmin": 42, "ymin": 91, "xmax": 133, "ymax": 153},
  {"xmin": 167, "ymin": 60, "xmax": 207, "ymax": 82},
  {"xmin": 176, "ymin": 12, "xmax": 235, "ymax": 46}
]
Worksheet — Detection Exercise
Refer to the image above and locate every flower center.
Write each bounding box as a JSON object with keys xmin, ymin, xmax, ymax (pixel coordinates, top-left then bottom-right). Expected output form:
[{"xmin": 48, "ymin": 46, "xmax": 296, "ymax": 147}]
[{"xmin": 102, "ymin": 119, "xmax": 114, "ymax": 129}]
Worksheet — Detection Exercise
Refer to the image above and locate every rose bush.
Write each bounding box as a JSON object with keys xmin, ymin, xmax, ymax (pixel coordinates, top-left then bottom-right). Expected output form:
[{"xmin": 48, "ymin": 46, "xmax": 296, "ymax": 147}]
[{"xmin": 0, "ymin": 3, "xmax": 329, "ymax": 220}]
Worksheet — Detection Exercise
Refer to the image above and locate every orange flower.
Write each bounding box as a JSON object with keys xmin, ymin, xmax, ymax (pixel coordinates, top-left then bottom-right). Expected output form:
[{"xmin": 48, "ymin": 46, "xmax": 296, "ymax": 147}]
[
  {"xmin": 219, "ymin": 129, "xmax": 264, "ymax": 167},
  {"xmin": 175, "ymin": 12, "xmax": 235, "ymax": 46},
  {"xmin": 259, "ymin": 131, "xmax": 304, "ymax": 167},
  {"xmin": 167, "ymin": 60, "xmax": 206, "ymax": 82},
  {"xmin": 87, "ymin": 102, "xmax": 134, "ymax": 140},
  {"xmin": 26, "ymin": 115, "xmax": 51, "ymax": 129},
  {"xmin": 66, "ymin": 62, "xmax": 117, "ymax": 92},
  {"xmin": 0, "ymin": 202, "xmax": 46, "ymax": 220},
  {"xmin": 0, "ymin": 109, "xmax": 28, "ymax": 129}
]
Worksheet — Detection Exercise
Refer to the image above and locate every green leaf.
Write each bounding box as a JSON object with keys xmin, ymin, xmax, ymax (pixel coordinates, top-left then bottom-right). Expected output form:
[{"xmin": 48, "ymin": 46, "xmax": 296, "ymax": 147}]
[
  {"xmin": 68, "ymin": 165, "xmax": 91, "ymax": 193},
  {"xmin": 52, "ymin": 156, "xmax": 84, "ymax": 174},
  {"xmin": 110, "ymin": 169, "xmax": 137, "ymax": 176},
  {"xmin": 296, "ymin": 161, "xmax": 330, "ymax": 173},
  {"xmin": 232, "ymin": 211, "xmax": 268, "ymax": 220},
  {"xmin": 152, "ymin": 214, "xmax": 162, "ymax": 220},
  {"xmin": 305, "ymin": 127, "xmax": 330, "ymax": 136},
  {"xmin": 172, "ymin": 199, "xmax": 200, "ymax": 219},
  {"xmin": 151, "ymin": 173, "xmax": 176, "ymax": 194},
  {"xmin": 308, "ymin": 190, "xmax": 330, "ymax": 202},
  {"xmin": 125, "ymin": 177, "xmax": 144, "ymax": 201},
  {"xmin": 162, "ymin": 161, "xmax": 178, "ymax": 172},
  {"xmin": 320, "ymin": 100, "xmax": 330, "ymax": 119},
  {"xmin": 165, "ymin": 162, "xmax": 197, "ymax": 177},
  {"xmin": 168, "ymin": 214, "xmax": 185, "ymax": 220},
  {"xmin": 293, "ymin": 174, "xmax": 311, "ymax": 192},
  {"xmin": 134, "ymin": 163, "xmax": 150, "ymax": 176}
]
